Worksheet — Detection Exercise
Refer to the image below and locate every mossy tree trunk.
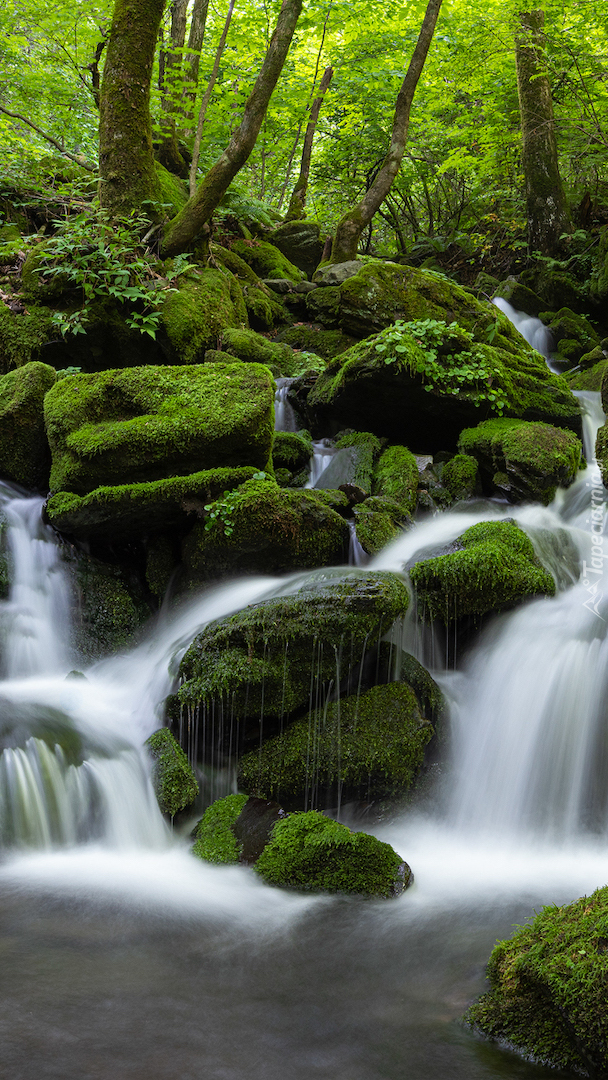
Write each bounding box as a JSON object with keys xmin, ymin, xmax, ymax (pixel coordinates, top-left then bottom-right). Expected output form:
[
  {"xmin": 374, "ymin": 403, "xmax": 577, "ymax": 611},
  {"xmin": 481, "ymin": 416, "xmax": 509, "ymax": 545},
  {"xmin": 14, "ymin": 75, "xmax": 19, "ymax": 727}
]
[
  {"xmin": 157, "ymin": 0, "xmax": 189, "ymax": 177},
  {"xmin": 161, "ymin": 0, "xmax": 302, "ymax": 257},
  {"xmin": 285, "ymin": 65, "xmax": 333, "ymax": 221},
  {"xmin": 327, "ymin": 0, "xmax": 442, "ymax": 266},
  {"xmin": 180, "ymin": 0, "xmax": 211, "ymax": 137},
  {"xmin": 99, "ymin": 0, "xmax": 166, "ymax": 217},
  {"xmin": 515, "ymin": 10, "xmax": 572, "ymax": 255}
]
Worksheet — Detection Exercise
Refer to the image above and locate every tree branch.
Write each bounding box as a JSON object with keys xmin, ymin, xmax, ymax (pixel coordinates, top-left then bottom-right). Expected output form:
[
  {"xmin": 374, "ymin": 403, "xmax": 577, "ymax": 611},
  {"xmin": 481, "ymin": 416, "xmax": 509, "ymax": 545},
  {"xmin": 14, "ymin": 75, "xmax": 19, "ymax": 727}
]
[{"xmin": 0, "ymin": 104, "xmax": 96, "ymax": 172}]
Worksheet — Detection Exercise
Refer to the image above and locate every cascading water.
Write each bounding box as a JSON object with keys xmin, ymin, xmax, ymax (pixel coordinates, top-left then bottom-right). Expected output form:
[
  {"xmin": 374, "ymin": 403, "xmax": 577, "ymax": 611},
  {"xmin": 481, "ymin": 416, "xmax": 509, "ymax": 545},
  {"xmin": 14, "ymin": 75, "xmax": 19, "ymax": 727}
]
[
  {"xmin": 305, "ymin": 439, "xmax": 335, "ymax": 487},
  {"xmin": 274, "ymin": 377, "xmax": 298, "ymax": 432},
  {"xmin": 492, "ymin": 296, "xmax": 554, "ymax": 364}
]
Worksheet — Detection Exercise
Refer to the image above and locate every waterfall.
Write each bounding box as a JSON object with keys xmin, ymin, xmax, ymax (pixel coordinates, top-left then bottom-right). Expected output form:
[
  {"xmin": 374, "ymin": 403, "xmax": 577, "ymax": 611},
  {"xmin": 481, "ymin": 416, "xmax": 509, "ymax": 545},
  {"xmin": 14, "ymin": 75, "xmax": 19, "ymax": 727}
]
[
  {"xmin": 274, "ymin": 378, "xmax": 298, "ymax": 432},
  {"xmin": 347, "ymin": 521, "xmax": 368, "ymax": 567},
  {"xmin": 305, "ymin": 440, "xmax": 335, "ymax": 487}
]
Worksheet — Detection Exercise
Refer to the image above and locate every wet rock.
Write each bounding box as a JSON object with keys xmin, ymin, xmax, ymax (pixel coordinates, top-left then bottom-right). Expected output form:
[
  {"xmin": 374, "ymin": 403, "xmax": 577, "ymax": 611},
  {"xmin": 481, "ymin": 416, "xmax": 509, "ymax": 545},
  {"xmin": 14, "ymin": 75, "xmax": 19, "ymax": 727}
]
[{"xmin": 0, "ymin": 361, "xmax": 56, "ymax": 491}]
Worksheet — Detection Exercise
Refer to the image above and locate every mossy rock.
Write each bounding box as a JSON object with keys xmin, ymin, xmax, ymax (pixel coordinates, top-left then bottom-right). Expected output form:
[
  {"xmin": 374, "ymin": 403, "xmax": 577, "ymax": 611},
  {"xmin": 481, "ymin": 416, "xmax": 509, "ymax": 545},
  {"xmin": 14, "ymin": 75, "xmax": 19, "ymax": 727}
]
[
  {"xmin": 220, "ymin": 327, "xmax": 292, "ymax": 373},
  {"xmin": 353, "ymin": 495, "xmax": 408, "ymax": 555},
  {"xmin": 441, "ymin": 453, "xmax": 479, "ymax": 500},
  {"xmin": 177, "ymin": 570, "xmax": 410, "ymax": 746},
  {"xmin": 307, "ymin": 312, "xmax": 580, "ymax": 449},
  {"xmin": 155, "ymin": 162, "xmax": 188, "ymax": 217},
  {"xmin": 0, "ymin": 304, "xmax": 55, "ymax": 375},
  {"xmin": 519, "ymin": 266, "xmax": 591, "ymax": 316},
  {"xmin": 253, "ymin": 810, "xmax": 411, "ymax": 897},
  {"xmin": 492, "ymin": 277, "xmax": 545, "ymax": 317},
  {"xmin": 567, "ymin": 357, "xmax": 608, "ymax": 392},
  {"xmin": 372, "ymin": 445, "xmax": 419, "ymax": 515},
  {"xmin": 458, "ymin": 418, "xmax": 582, "ymax": 505},
  {"xmin": 410, "ymin": 519, "xmax": 556, "ymax": 623},
  {"xmin": 595, "ymin": 423, "xmax": 608, "ymax": 486},
  {"xmin": 145, "ymin": 727, "xmax": 199, "ymax": 817},
  {"xmin": 538, "ymin": 307, "xmax": 600, "ymax": 364},
  {"xmin": 0, "ymin": 361, "xmax": 56, "ymax": 490},
  {"xmin": 21, "ymin": 242, "xmax": 74, "ymax": 302},
  {"xmin": 162, "ymin": 269, "xmax": 247, "ymax": 364},
  {"xmin": 44, "ymin": 363, "xmax": 274, "ymax": 495},
  {"xmin": 272, "ymin": 430, "xmax": 312, "ymax": 472},
  {"xmin": 231, "ymin": 239, "xmax": 304, "ymax": 283},
  {"xmin": 238, "ymin": 682, "xmax": 433, "ymax": 810},
  {"xmin": 59, "ymin": 546, "xmax": 151, "ymax": 662},
  {"xmin": 270, "ymin": 220, "xmax": 324, "ymax": 278},
  {"xmin": 277, "ymin": 325, "xmax": 355, "ymax": 360},
  {"xmin": 45, "ymin": 466, "xmax": 258, "ymax": 544},
  {"xmin": 181, "ymin": 476, "xmax": 350, "ymax": 581},
  {"xmin": 191, "ymin": 792, "xmax": 249, "ymax": 863},
  {"xmin": 466, "ymin": 886, "xmax": 608, "ymax": 1076}
]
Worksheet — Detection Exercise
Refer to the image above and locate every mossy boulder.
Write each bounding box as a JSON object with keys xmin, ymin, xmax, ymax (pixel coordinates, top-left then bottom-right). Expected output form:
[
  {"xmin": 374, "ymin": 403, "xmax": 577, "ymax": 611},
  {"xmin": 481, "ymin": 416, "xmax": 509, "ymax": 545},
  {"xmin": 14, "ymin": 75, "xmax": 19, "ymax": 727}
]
[
  {"xmin": 492, "ymin": 277, "xmax": 545, "ymax": 317},
  {"xmin": 181, "ymin": 475, "xmax": 350, "ymax": 581},
  {"xmin": 191, "ymin": 792, "xmax": 249, "ymax": 863},
  {"xmin": 277, "ymin": 325, "xmax": 355, "ymax": 360},
  {"xmin": 458, "ymin": 418, "xmax": 582, "ymax": 505},
  {"xmin": 372, "ymin": 445, "xmax": 419, "ymax": 515},
  {"xmin": 0, "ymin": 361, "xmax": 56, "ymax": 490},
  {"xmin": 177, "ymin": 570, "xmax": 410, "ymax": 752},
  {"xmin": 353, "ymin": 496, "xmax": 407, "ymax": 555},
  {"xmin": 145, "ymin": 727, "xmax": 199, "ymax": 817},
  {"xmin": 220, "ymin": 327, "xmax": 293, "ymax": 374},
  {"xmin": 161, "ymin": 269, "xmax": 247, "ymax": 364},
  {"xmin": 155, "ymin": 162, "xmax": 188, "ymax": 216},
  {"xmin": 254, "ymin": 810, "xmax": 411, "ymax": 897},
  {"xmin": 44, "ymin": 363, "xmax": 274, "ymax": 495},
  {"xmin": 466, "ymin": 886, "xmax": 608, "ymax": 1076},
  {"xmin": 519, "ymin": 266, "xmax": 592, "ymax": 316},
  {"xmin": 410, "ymin": 519, "xmax": 556, "ymax": 623},
  {"xmin": 538, "ymin": 307, "xmax": 600, "ymax": 365},
  {"xmin": 238, "ymin": 682, "xmax": 434, "ymax": 810},
  {"xmin": 270, "ymin": 221, "xmax": 325, "ymax": 278},
  {"xmin": 568, "ymin": 356, "xmax": 608, "ymax": 392},
  {"xmin": 312, "ymin": 431, "xmax": 381, "ymax": 494},
  {"xmin": 230, "ymin": 239, "xmax": 304, "ymax": 283},
  {"xmin": 45, "ymin": 466, "xmax": 258, "ymax": 544},
  {"xmin": 307, "ymin": 315, "xmax": 580, "ymax": 449},
  {"xmin": 272, "ymin": 430, "xmax": 312, "ymax": 473},
  {"xmin": 441, "ymin": 454, "xmax": 479, "ymax": 500},
  {"xmin": 59, "ymin": 546, "xmax": 151, "ymax": 662},
  {"xmin": 0, "ymin": 304, "xmax": 54, "ymax": 375}
]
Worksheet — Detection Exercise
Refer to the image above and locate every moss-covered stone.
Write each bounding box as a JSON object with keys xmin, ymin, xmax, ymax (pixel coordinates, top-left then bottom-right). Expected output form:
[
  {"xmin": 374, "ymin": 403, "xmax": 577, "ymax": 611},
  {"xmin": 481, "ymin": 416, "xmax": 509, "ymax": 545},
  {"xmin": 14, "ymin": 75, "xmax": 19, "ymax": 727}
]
[
  {"xmin": 145, "ymin": 534, "xmax": 179, "ymax": 598},
  {"xmin": 372, "ymin": 445, "xmax": 419, "ymax": 514},
  {"xmin": 177, "ymin": 570, "xmax": 410, "ymax": 749},
  {"xmin": 466, "ymin": 886, "xmax": 608, "ymax": 1076},
  {"xmin": 492, "ymin": 277, "xmax": 545, "ymax": 317},
  {"xmin": 307, "ymin": 314, "xmax": 580, "ymax": 449},
  {"xmin": 253, "ymin": 811, "xmax": 411, "ymax": 897},
  {"xmin": 567, "ymin": 358, "xmax": 608, "ymax": 392},
  {"xmin": 458, "ymin": 418, "xmax": 582, "ymax": 504},
  {"xmin": 238, "ymin": 682, "xmax": 433, "ymax": 809},
  {"xmin": 162, "ymin": 269, "xmax": 247, "ymax": 364},
  {"xmin": 441, "ymin": 454, "xmax": 479, "ymax": 500},
  {"xmin": 538, "ymin": 307, "xmax": 600, "ymax": 365},
  {"xmin": 0, "ymin": 304, "xmax": 54, "ymax": 375},
  {"xmin": 220, "ymin": 327, "xmax": 292, "ymax": 372},
  {"xmin": 0, "ymin": 361, "xmax": 56, "ymax": 490},
  {"xmin": 145, "ymin": 726, "xmax": 199, "ymax": 817},
  {"xmin": 44, "ymin": 363, "xmax": 274, "ymax": 495},
  {"xmin": 155, "ymin": 161, "xmax": 188, "ymax": 216},
  {"xmin": 181, "ymin": 476, "xmax": 350, "ymax": 581},
  {"xmin": 191, "ymin": 792, "xmax": 249, "ymax": 863},
  {"xmin": 332, "ymin": 431, "xmax": 381, "ymax": 492},
  {"xmin": 519, "ymin": 266, "xmax": 590, "ymax": 316},
  {"xmin": 272, "ymin": 430, "xmax": 312, "ymax": 472},
  {"xmin": 353, "ymin": 496, "xmax": 407, "ymax": 555},
  {"xmin": 410, "ymin": 519, "xmax": 556, "ymax": 623},
  {"xmin": 45, "ymin": 466, "xmax": 258, "ymax": 543},
  {"xmin": 595, "ymin": 422, "xmax": 608, "ymax": 486},
  {"xmin": 21, "ymin": 242, "xmax": 74, "ymax": 303},
  {"xmin": 277, "ymin": 326, "xmax": 356, "ymax": 360},
  {"xmin": 270, "ymin": 220, "xmax": 325, "ymax": 278},
  {"xmin": 231, "ymin": 239, "xmax": 304, "ymax": 283},
  {"xmin": 60, "ymin": 546, "xmax": 151, "ymax": 662}
]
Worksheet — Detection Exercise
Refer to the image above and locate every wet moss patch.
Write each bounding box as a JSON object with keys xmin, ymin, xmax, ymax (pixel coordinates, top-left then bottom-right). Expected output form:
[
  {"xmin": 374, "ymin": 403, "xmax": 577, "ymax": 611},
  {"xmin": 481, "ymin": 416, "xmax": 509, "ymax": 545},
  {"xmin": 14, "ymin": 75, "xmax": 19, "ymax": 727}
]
[{"xmin": 145, "ymin": 727, "xmax": 199, "ymax": 818}]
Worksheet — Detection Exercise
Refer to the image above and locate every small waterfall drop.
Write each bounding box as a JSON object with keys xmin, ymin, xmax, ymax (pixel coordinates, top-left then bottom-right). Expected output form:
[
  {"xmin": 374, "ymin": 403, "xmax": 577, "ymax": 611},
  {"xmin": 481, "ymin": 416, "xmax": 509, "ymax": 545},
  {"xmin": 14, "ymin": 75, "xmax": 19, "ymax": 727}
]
[
  {"xmin": 274, "ymin": 378, "xmax": 298, "ymax": 432},
  {"xmin": 347, "ymin": 521, "xmax": 368, "ymax": 567},
  {"xmin": 492, "ymin": 296, "xmax": 554, "ymax": 363},
  {"xmin": 305, "ymin": 440, "xmax": 335, "ymax": 487}
]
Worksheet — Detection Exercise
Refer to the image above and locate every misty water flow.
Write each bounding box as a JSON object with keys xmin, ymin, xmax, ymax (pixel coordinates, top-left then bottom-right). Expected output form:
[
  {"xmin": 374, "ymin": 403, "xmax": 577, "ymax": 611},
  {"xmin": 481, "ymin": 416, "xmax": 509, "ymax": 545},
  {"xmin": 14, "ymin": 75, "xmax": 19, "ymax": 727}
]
[
  {"xmin": 1, "ymin": 396, "xmax": 608, "ymax": 1079},
  {"xmin": 273, "ymin": 377, "xmax": 298, "ymax": 432},
  {"xmin": 305, "ymin": 439, "xmax": 336, "ymax": 487},
  {"xmin": 492, "ymin": 296, "xmax": 555, "ymax": 365}
]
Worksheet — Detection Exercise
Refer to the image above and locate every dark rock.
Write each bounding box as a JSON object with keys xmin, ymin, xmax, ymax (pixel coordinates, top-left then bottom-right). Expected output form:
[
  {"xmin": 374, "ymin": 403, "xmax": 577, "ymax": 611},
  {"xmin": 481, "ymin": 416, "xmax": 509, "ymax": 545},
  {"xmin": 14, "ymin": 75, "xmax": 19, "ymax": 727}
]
[{"xmin": 231, "ymin": 797, "xmax": 287, "ymax": 863}]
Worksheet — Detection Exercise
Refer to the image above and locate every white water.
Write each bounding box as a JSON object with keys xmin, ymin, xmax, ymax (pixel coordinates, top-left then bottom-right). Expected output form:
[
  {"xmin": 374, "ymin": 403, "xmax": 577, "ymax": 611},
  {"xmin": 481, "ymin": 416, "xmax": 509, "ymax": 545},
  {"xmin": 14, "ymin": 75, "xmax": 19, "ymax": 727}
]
[
  {"xmin": 305, "ymin": 439, "xmax": 335, "ymax": 487},
  {"xmin": 348, "ymin": 521, "xmax": 368, "ymax": 567},
  {"xmin": 492, "ymin": 296, "xmax": 554, "ymax": 364},
  {"xmin": 274, "ymin": 377, "xmax": 298, "ymax": 432},
  {"xmin": 1, "ymin": 391, "xmax": 608, "ymax": 923}
]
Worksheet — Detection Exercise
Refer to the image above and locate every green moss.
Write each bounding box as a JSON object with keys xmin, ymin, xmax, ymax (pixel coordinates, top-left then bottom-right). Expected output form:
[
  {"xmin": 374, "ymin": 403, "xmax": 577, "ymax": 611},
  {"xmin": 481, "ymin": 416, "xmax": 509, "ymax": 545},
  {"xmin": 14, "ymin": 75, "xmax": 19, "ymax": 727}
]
[
  {"xmin": 145, "ymin": 534, "xmax": 178, "ymax": 598},
  {"xmin": 410, "ymin": 519, "xmax": 556, "ymax": 623},
  {"xmin": 145, "ymin": 727, "xmax": 199, "ymax": 817},
  {"xmin": 334, "ymin": 431, "xmax": 381, "ymax": 491},
  {"xmin": 372, "ymin": 445, "xmax": 419, "ymax": 515},
  {"xmin": 441, "ymin": 454, "xmax": 479, "ymax": 500},
  {"xmin": 277, "ymin": 326, "xmax": 356, "ymax": 359},
  {"xmin": 192, "ymin": 793, "xmax": 249, "ymax": 863},
  {"xmin": 155, "ymin": 161, "xmax": 188, "ymax": 217},
  {"xmin": 458, "ymin": 418, "xmax": 582, "ymax": 504},
  {"xmin": 178, "ymin": 570, "xmax": 410, "ymax": 726},
  {"xmin": 238, "ymin": 682, "xmax": 432, "ymax": 808},
  {"xmin": 254, "ymin": 811, "xmax": 410, "ymax": 897},
  {"xmin": 353, "ymin": 496, "xmax": 405, "ymax": 555},
  {"xmin": 0, "ymin": 361, "xmax": 56, "ymax": 490},
  {"xmin": 568, "ymin": 358, "xmax": 608, "ymax": 392},
  {"xmin": 44, "ymin": 363, "xmax": 274, "ymax": 495},
  {"xmin": 272, "ymin": 430, "xmax": 312, "ymax": 471},
  {"xmin": 46, "ymin": 466, "xmax": 258, "ymax": 543},
  {"xmin": 162, "ymin": 269, "xmax": 247, "ymax": 364},
  {"xmin": 466, "ymin": 886, "xmax": 608, "ymax": 1075},
  {"xmin": 595, "ymin": 423, "xmax": 608, "ymax": 485},
  {"xmin": 220, "ymin": 327, "xmax": 293, "ymax": 374},
  {"xmin": 181, "ymin": 476, "xmax": 350, "ymax": 580},
  {"xmin": 231, "ymin": 239, "xmax": 304, "ymax": 282},
  {"xmin": 60, "ymin": 547, "xmax": 151, "ymax": 662},
  {"xmin": 0, "ymin": 304, "xmax": 54, "ymax": 375}
]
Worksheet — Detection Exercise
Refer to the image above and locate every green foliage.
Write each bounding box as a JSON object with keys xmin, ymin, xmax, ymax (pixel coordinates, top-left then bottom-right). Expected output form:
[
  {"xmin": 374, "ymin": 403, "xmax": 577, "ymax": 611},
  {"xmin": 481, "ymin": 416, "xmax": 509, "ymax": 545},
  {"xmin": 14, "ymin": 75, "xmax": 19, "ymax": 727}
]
[
  {"xmin": 192, "ymin": 793, "xmax": 249, "ymax": 864},
  {"xmin": 204, "ymin": 471, "xmax": 267, "ymax": 536}
]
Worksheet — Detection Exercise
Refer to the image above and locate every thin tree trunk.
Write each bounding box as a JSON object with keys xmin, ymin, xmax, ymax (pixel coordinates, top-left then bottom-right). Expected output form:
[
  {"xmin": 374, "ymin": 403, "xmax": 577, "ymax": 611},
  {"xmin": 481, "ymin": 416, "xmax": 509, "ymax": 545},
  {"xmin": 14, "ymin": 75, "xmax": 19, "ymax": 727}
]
[
  {"xmin": 180, "ymin": 0, "xmax": 210, "ymax": 137},
  {"xmin": 99, "ymin": 0, "xmax": 166, "ymax": 217},
  {"xmin": 285, "ymin": 65, "xmax": 333, "ymax": 220},
  {"xmin": 158, "ymin": 0, "xmax": 190, "ymax": 175},
  {"xmin": 162, "ymin": 0, "xmax": 302, "ymax": 257},
  {"xmin": 328, "ymin": 0, "xmax": 442, "ymax": 265},
  {"xmin": 189, "ymin": 0, "xmax": 236, "ymax": 196},
  {"xmin": 515, "ymin": 10, "xmax": 571, "ymax": 255}
]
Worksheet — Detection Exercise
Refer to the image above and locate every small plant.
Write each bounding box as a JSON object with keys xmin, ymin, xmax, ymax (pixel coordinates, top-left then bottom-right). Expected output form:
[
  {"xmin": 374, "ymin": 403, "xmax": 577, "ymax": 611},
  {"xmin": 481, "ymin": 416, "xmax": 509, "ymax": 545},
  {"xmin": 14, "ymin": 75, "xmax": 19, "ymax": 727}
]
[
  {"xmin": 204, "ymin": 473, "xmax": 267, "ymax": 536},
  {"xmin": 36, "ymin": 210, "xmax": 195, "ymax": 339},
  {"xmin": 374, "ymin": 318, "xmax": 507, "ymax": 414}
]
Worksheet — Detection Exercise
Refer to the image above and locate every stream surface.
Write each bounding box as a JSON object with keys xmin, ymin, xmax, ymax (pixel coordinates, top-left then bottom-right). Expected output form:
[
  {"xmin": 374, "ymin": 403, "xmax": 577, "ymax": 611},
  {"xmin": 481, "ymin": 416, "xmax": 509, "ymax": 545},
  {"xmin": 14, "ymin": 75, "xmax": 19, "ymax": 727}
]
[{"xmin": 0, "ymin": 385, "xmax": 606, "ymax": 1080}]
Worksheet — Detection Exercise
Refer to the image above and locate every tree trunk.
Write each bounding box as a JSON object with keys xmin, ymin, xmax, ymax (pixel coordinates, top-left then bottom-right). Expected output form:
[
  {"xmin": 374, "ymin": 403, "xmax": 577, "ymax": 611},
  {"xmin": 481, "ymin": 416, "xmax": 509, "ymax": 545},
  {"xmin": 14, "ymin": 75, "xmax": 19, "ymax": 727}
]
[
  {"xmin": 328, "ymin": 0, "xmax": 442, "ymax": 265},
  {"xmin": 99, "ymin": 0, "xmax": 166, "ymax": 217},
  {"xmin": 180, "ymin": 0, "xmax": 211, "ymax": 137},
  {"xmin": 161, "ymin": 0, "xmax": 302, "ymax": 257},
  {"xmin": 158, "ymin": 0, "xmax": 190, "ymax": 176},
  {"xmin": 285, "ymin": 65, "xmax": 333, "ymax": 221},
  {"xmin": 188, "ymin": 0, "xmax": 236, "ymax": 196},
  {"xmin": 515, "ymin": 10, "xmax": 571, "ymax": 255}
]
